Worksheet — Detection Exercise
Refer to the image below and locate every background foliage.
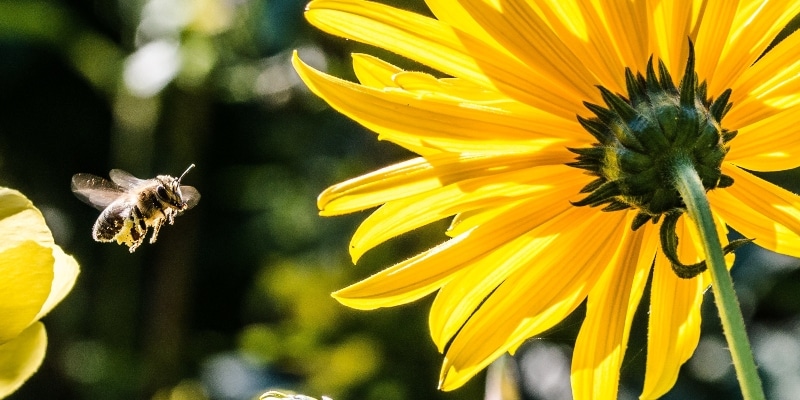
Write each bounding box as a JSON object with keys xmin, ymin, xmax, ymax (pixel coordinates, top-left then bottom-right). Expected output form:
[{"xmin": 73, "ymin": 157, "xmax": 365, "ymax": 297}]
[{"xmin": 1, "ymin": 1, "xmax": 800, "ymax": 399}]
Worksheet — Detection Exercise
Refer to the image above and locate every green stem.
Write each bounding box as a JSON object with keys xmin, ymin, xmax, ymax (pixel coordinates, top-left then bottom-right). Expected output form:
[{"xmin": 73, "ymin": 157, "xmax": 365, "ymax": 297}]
[{"xmin": 670, "ymin": 153, "xmax": 765, "ymax": 400}]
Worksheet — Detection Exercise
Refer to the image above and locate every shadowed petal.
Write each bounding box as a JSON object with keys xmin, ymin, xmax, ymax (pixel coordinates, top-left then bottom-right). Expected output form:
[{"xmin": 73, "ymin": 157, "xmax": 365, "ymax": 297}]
[{"xmin": 0, "ymin": 323, "xmax": 47, "ymax": 398}]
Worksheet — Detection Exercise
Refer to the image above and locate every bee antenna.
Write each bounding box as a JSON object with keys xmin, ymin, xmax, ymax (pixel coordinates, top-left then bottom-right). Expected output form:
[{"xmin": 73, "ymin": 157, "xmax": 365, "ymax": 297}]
[{"xmin": 179, "ymin": 164, "xmax": 196, "ymax": 182}]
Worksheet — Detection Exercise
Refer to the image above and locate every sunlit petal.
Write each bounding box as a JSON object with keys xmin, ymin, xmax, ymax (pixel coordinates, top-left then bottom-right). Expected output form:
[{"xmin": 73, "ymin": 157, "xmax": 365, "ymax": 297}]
[
  {"xmin": 334, "ymin": 181, "xmax": 582, "ymax": 307},
  {"xmin": 294, "ymin": 54, "xmax": 582, "ymax": 153},
  {"xmin": 710, "ymin": 164, "xmax": 800, "ymax": 258},
  {"xmin": 304, "ymin": 0, "xmax": 585, "ymax": 116},
  {"xmin": 350, "ymin": 164, "xmax": 582, "ymax": 261},
  {"xmin": 642, "ymin": 216, "xmax": 707, "ymax": 399},
  {"xmin": 708, "ymin": 0, "xmax": 800, "ymax": 97},
  {"xmin": 572, "ymin": 222, "xmax": 658, "ymax": 400},
  {"xmin": 439, "ymin": 209, "xmax": 627, "ymax": 390},
  {"xmin": 318, "ymin": 150, "xmax": 574, "ymax": 216}
]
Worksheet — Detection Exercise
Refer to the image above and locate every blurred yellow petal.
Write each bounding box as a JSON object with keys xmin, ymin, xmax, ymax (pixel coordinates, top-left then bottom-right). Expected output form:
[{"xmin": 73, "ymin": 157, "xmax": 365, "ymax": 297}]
[
  {"xmin": 439, "ymin": 209, "xmax": 627, "ymax": 390},
  {"xmin": 0, "ymin": 322, "xmax": 46, "ymax": 398},
  {"xmin": 34, "ymin": 246, "xmax": 79, "ymax": 321},
  {"xmin": 0, "ymin": 242, "xmax": 53, "ymax": 343},
  {"xmin": 571, "ymin": 222, "xmax": 658, "ymax": 400},
  {"xmin": 0, "ymin": 189, "xmax": 53, "ymax": 252}
]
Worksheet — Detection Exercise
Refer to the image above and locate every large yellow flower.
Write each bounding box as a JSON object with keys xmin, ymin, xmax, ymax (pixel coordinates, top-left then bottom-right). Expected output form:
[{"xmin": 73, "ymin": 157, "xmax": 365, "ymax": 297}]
[
  {"xmin": 293, "ymin": 0, "xmax": 800, "ymax": 398},
  {"xmin": 0, "ymin": 188, "xmax": 79, "ymax": 398}
]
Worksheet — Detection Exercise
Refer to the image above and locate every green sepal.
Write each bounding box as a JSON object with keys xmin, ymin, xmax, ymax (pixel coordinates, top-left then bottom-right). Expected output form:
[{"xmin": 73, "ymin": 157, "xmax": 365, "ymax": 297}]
[
  {"xmin": 657, "ymin": 59, "xmax": 677, "ymax": 93},
  {"xmin": 599, "ymin": 86, "xmax": 637, "ymax": 122},
  {"xmin": 718, "ymin": 174, "xmax": 734, "ymax": 188},
  {"xmin": 571, "ymin": 180, "xmax": 621, "ymax": 207},
  {"xmin": 631, "ymin": 212, "xmax": 654, "ymax": 231},
  {"xmin": 710, "ymin": 88, "xmax": 733, "ymax": 121},
  {"xmin": 660, "ymin": 212, "xmax": 754, "ymax": 279},
  {"xmin": 616, "ymin": 147, "xmax": 653, "ymax": 173},
  {"xmin": 679, "ymin": 41, "xmax": 697, "ymax": 108}
]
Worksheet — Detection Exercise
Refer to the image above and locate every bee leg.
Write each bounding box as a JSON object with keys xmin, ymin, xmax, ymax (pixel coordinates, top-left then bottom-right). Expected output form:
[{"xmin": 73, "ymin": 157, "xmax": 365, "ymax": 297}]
[
  {"xmin": 165, "ymin": 208, "xmax": 176, "ymax": 225},
  {"xmin": 128, "ymin": 207, "xmax": 147, "ymax": 252},
  {"xmin": 149, "ymin": 218, "xmax": 166, "ymax": 244}
]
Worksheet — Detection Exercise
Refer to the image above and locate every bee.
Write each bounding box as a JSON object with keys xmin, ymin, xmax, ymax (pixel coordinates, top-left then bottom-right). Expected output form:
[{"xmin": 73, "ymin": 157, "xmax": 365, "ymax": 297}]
[{"xmin": 71, "ymin": 164, "xmax": 200, "ymax": 252}]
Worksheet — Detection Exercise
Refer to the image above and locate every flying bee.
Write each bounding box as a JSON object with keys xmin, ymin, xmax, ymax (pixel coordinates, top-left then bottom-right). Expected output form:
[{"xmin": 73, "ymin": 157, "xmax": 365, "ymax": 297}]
[{"xmin": 71, "ymin": 164, "xmax": 200, "ymax": 252}]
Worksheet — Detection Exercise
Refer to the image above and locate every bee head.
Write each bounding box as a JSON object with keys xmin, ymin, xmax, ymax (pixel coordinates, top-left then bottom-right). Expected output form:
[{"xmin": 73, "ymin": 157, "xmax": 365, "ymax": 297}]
[{"xmin": 155, "ymin": 164, "xmax": 195, "ymax": 210}]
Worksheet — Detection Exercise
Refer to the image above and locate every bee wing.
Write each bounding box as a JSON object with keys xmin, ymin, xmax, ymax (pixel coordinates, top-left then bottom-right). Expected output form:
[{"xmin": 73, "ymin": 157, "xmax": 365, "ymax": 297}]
[
  {"xmin": 109, "ymin": 169, "xmax": 147, "ymax": 190},
  {"xmin": 180, "ymin": 186, "xmax": 201, "ymax": 209},
  {"xmin": 71, "ymin": 173, "xmax": 125, "ymax": 210}
]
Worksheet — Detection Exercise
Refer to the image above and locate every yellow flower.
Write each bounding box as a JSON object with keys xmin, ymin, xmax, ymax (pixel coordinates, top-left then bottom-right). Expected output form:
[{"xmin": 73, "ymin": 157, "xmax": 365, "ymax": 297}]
[
  {"xmin": 0, "ymin": 188, "xmax": 80, "ymax": 398},
  {"xmin": 293, "ymin": 1, "xmax": 800, "ymax": 398}
]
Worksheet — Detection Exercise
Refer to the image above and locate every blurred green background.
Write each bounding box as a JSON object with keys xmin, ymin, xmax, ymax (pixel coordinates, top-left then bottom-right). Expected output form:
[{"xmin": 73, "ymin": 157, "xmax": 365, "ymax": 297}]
[{"xmin": 2, "ymin": 0, "xmax": 800, "ymax": 399}]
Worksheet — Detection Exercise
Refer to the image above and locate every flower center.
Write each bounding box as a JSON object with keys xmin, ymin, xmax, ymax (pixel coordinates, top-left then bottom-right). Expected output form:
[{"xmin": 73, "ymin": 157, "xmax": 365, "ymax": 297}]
[{"xmin": 568, "ymin": 43, "xmax": 736, "ymax": 232}]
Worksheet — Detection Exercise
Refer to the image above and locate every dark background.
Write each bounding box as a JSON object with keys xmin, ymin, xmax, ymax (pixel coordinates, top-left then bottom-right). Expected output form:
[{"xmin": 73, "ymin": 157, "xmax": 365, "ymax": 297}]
[{"xmin": 2, "ymin": 1, "xmax": 800, "ymax": 399}]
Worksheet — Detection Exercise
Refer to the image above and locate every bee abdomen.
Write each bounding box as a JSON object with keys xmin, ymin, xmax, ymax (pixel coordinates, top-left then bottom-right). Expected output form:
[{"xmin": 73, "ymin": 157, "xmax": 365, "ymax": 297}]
[{"xmin": 93, "ymin": 203, "xmax": 132, "ymax": 242}]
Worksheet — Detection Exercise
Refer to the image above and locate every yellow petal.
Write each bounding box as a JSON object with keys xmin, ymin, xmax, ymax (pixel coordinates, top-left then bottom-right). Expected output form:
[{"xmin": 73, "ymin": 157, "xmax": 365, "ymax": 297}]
[
  {"xmin": 708, "ymin": 164, "xmax": 800, "ymax": 258},
  {"xmin": 425, "ymin": 0, "xmax": 501, "ymax": 51},
  {"xmin": 597, "ymin": 0, "xmax": 651, "ymax": 74},
  {"xmin": 693, "ymin": 0, "xmax": 739, "ymax": 85},
  {"xmin": 0, "ymin": 189, "xmax": 53, "ymax": 253},
  {"xmin": 0, "ymin": 242, "xmax": 54, "ymax": 343},
  {"xmin": 294, "ymin": 54, "xmax": 581, "ymax": 153},
  {"xmin": 0, "ymin": 188, "xmax": 79, "ymax": 327},
  {"xmin": 725, "ymin": 104, "xmax": 800, "ymax": 171},
  {"xmin": 353, "ymin": 55, "xmax": 514, "ymax": 104},
  {"xmin": 646, "ymin": 0, "xmax": 694, "ymax": 76},
  {"xmin": 303, "ymin": 0, "xmax": 584, "ymax": 117},
  {"xmin": 726, "ymin": 25, "xmax": 800, "ymax": 130},
  {"xmin": 428, "ymin": 196, "xmax": 597, "ymax": 351},
  {"xmin": 318, "ymin": 150, "xmax": 574, "ymax": 216},
  {"xmin": 569, "ymin": 0, "xmax": 650, "ymax": 90},
  {"xmin": 446, "ymin": 202, "xmax": 519, "ymax": 238},
  {"xmin": 641, "ymin": 216, "xmax": 705, "ymax": 399},
  {"xmin": 350, "ymin": 164, "xmax": 582, "ymax": 262},
  {"xmin": 0, "ymin": 322, "xmax": 47, "ymax": 398},
  {"xmin": 439, "ymin": 208, "xmax": 627, "ymax": 390},
  {"xmin": 708, "ymin": 0, "xmax": 800, "ymax": 98},
  {"xmin": 333, "ymin": 182, "xmax": 581, "ymax": 309},
  {"xmin": 351, "ymin": 53, "xmax": 402, "ymax": 88},
  {"xmin": 34, "ymin": 246, "xmax": 79, "ymax": 321},
  {"xmin": 452, "ymin": 0, "xmax": 602, "ymax": 100},
  {"xmin": 571, "ymin": 222, "xmax": 658, "ymax": 400}
]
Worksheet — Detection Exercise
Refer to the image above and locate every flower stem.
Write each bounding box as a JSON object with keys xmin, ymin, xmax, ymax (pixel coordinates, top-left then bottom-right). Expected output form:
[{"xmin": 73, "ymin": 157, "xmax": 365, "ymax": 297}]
[{"xmin": 670, "ymin": 153, "xmax": 765, "ymax": 400}]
